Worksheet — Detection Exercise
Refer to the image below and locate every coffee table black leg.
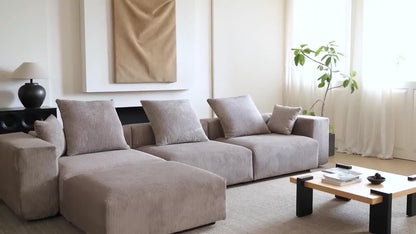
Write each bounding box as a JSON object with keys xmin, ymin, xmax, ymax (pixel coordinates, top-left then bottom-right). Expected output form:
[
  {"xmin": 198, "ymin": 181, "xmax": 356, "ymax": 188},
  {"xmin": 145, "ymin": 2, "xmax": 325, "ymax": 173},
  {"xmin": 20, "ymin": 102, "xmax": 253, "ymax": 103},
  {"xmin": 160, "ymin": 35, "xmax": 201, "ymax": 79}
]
[
  {"xmin": 407, "ymin": 193, "xmax": 416, "ymax": 216},
  {"xmin": 296, "ymin": 176, "xmax": 313, "ymax": 217},
  {"xmin": 369, "ymin": 190, "xmax": 392, "ymax": 234},
  {"xmin": 335, "ymin": 195, "xmax": 351, "ymax": 201}
]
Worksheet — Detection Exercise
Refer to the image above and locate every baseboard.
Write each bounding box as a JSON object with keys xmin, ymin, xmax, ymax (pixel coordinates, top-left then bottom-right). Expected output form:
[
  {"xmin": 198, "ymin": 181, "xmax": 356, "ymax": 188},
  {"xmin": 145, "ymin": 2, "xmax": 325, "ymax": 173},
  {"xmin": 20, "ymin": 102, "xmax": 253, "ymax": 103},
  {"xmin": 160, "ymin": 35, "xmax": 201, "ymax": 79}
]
[{"xmin": 394, "ymin": 148, "xmax": 416, "ymax": 161}]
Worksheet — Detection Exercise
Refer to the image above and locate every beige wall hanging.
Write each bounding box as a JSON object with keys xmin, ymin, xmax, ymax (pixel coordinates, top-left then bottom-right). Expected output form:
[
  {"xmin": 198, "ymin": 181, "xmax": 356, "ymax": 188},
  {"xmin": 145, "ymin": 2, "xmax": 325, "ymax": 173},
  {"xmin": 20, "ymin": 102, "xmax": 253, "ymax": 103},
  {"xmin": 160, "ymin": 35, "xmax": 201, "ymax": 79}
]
[{"xmin": 113, "ymin": 0, "xmax": 177, "ymax": 83}]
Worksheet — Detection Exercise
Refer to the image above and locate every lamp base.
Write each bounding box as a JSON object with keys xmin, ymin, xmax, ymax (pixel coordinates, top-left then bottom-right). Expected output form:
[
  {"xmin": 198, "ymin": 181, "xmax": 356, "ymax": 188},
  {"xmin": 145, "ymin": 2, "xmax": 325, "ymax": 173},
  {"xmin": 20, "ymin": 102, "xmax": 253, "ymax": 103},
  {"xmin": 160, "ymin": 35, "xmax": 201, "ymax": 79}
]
[{"xmin": 18, "ymin": 82, "xmax": 46, "ymax": 108}]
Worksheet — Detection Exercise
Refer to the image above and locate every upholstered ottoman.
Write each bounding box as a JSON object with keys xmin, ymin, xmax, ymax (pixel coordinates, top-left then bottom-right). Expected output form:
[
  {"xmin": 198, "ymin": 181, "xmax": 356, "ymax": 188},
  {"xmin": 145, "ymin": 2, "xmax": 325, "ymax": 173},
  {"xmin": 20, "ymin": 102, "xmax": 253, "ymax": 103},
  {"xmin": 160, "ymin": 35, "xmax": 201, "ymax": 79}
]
[{"xmin": 60, "ymin": 161, "xmax": 226, "ymax": 234}]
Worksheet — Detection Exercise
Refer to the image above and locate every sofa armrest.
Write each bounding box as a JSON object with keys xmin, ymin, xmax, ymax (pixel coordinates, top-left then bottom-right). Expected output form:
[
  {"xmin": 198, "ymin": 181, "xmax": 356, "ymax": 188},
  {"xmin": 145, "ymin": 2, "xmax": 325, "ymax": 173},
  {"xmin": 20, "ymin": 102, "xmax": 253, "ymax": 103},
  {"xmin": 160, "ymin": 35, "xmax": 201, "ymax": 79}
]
[
  {"xmin": 0, "ymin": 132, "xmax": 59, "ymax": 220},
  {"xmin": 292, "ymin": 115, "xmax": 329, "ymax": 165}
]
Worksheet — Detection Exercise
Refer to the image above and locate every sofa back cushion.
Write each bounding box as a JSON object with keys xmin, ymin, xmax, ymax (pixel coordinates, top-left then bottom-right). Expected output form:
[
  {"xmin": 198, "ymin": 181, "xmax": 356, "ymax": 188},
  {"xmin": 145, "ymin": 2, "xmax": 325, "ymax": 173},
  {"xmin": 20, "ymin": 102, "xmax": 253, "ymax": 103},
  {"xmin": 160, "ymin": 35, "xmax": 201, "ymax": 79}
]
[
  {"xmin": 207, "ymin": 95, "xmax": 270, "ymax": 138},
  {"xmin": 141, "ymin": 99, "xmax": 208, "ymax": 146},
  {"xmin": 56, "ymin": 99, "xmax": 130, "ymax": 156},
  {"xmin": 34, "ymin": 114, "xmax": 66, "ymax": 157},
  {"xmin": 123, "ymin": 123, "xmax": 156, "ymax": 149},
  {"xmin": 267, "ymin": 104, "xmax": 302, "ymax": 135},
  {"xmin": 124, "ymin": 114, "xmax": 272, "ymax": 148}
]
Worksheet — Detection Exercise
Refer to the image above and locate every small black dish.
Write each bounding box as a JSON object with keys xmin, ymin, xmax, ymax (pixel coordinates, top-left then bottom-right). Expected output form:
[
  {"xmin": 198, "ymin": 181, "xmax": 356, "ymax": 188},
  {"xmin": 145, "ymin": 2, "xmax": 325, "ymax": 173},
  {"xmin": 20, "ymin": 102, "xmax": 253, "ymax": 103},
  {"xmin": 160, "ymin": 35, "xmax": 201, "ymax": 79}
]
[{"xmin": 367, "ymin": 176, "xmax": 385, "ymax": 185}]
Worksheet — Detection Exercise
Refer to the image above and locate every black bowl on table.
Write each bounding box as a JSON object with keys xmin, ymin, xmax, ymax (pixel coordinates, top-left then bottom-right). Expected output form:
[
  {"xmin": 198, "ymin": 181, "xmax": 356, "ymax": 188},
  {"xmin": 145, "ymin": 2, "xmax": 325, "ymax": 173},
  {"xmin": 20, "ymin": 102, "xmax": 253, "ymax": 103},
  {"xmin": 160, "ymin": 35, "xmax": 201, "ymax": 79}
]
[{"xmin": 367, "ymin": 176, "xmax": 385, "ymax": 185}]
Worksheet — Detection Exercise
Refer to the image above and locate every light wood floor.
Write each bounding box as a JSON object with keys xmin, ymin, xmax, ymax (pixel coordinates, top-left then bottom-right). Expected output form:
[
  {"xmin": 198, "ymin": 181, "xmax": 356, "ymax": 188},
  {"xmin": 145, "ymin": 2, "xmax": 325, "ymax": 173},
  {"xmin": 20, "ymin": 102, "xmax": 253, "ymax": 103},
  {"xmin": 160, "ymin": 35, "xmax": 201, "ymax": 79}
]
[{"xmin": 327, "ymin": 152, "xmax": 416, "ymax": 176}]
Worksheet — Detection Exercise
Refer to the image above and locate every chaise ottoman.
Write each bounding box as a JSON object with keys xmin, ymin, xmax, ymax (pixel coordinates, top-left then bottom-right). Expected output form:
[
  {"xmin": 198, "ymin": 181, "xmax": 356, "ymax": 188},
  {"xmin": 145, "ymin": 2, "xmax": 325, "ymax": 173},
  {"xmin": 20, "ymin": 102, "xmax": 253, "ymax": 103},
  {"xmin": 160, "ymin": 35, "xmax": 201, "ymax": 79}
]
[{"xmin": 60, "ymin": 161, "xmax": 226, "ymax": 234}]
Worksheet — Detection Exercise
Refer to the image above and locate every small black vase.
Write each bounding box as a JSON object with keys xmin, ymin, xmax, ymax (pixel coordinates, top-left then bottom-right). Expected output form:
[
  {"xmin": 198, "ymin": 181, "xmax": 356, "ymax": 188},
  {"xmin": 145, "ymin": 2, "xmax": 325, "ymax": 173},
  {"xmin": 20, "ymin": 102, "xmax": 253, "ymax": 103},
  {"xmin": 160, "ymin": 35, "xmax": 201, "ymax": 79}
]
[{"xmin": 18, "ymin": 80, "xmax": 46, "ymax": 108}]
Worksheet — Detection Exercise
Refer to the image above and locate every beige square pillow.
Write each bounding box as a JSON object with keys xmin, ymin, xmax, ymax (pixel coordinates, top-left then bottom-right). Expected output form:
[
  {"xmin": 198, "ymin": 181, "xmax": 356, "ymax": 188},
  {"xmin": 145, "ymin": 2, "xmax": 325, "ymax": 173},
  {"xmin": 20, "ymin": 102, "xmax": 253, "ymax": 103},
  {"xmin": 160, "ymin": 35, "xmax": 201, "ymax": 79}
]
[
  {"xmin": 267, "ymin": 104, "xmax": 302, "ymax": 135},
  {"xmin": 141, "ymin": 99, "xmax": 208, "ymax": 146},
  {"xmin": 56, "ymin": 99, "xmax": 130, "ymax": 156},
  {"xmin": 34, "ymin": 115, "xmax": 66, "ymax": 157},
  {"xmin": 207, "ymin": 95, "xmax": 270, "ymax": 138}
]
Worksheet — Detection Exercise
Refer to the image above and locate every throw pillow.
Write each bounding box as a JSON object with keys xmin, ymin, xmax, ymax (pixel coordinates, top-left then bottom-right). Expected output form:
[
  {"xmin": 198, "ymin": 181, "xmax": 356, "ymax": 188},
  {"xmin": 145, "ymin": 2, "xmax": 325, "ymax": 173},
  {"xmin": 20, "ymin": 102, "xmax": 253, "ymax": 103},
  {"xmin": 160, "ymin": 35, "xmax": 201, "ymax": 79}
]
[
  {"xmin": 34, "ymin": 114, "xmax": 66, "ymax": 157},
  {"xmin": 56, "ymin": 99, "xmax": 130, "ymax": 156},
  {"xmin": 207, "ymin": 95, "xmax": 270, "ymax": 138},
  {"xmin": 267, "ymin": 104, "xmax": 302, "ymax": 135},
  {"xmin": 141, "ymin": 99, "xmax": 209, "ymax": 146}
]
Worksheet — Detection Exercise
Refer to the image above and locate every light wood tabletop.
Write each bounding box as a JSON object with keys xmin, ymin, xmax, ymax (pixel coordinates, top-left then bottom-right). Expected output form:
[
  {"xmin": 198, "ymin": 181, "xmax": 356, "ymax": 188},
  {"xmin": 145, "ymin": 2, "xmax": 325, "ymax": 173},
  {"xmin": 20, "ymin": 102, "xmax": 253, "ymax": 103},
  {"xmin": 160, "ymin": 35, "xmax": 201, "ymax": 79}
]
[{"xmin": 290, "ymin": 166, "xmax": 416, "ymax": 205}]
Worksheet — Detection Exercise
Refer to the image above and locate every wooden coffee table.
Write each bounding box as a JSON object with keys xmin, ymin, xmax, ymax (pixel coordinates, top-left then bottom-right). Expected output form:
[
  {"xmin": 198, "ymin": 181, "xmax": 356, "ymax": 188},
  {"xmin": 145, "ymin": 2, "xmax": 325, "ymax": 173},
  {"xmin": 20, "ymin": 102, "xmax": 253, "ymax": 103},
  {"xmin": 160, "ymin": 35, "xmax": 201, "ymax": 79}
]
[{"xmin": 290, "ymin": 165, "xmax": 416, "ymax": 234}]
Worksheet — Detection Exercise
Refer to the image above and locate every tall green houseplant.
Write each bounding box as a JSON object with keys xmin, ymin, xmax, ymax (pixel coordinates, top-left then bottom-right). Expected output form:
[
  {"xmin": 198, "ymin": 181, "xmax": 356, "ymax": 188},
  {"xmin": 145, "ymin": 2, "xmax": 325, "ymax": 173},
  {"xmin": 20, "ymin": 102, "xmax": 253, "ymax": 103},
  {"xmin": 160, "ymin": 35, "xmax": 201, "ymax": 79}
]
[{"xmin": 292, "ymin": 41, "xmax": 358, "ymax": 117}]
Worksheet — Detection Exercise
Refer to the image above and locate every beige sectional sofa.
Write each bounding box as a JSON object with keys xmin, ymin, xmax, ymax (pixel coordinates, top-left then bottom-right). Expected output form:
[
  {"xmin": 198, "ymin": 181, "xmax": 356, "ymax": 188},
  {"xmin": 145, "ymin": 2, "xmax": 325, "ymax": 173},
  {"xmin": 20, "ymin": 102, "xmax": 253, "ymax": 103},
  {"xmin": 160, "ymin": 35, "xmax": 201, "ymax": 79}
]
[
  {"xmin": 0, "ymin": 100, "xmax": 228, "ymax": 234},
  {"xmin": 0, "ymin": 133, "xmax": 226, "ymax": 234},
  {"xmin": 0, "ymin": 97, "xmax": 329, "ymax": 234},
  {"xmin": 127, "ymin": 114, "xmax": 328, "ymax": 185}
]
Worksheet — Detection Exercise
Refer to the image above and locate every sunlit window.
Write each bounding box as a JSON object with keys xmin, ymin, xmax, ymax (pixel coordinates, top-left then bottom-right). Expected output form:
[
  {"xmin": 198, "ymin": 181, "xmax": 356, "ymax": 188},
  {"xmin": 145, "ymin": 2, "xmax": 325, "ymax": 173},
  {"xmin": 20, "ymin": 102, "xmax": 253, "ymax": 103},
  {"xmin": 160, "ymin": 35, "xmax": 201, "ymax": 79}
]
[
  {"xmin": 290, "ymin": 0, "xmax": 351, "ymax": 85},
  {"xmin": 363, "ymin": 0, "xmax": 416, "ymax": 85}
]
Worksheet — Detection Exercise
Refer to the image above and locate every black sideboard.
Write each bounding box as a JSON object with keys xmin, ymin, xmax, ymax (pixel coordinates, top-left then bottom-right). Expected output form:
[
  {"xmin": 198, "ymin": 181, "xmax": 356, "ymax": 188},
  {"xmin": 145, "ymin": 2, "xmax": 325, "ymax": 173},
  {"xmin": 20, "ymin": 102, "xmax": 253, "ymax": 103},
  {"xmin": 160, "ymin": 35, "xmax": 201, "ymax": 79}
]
[
  {"xmin": 0, "ymin": 106, "xmax": 148, "ymax": 134},
  {"xmin": 115, "ymin": 106, "xmax": 148, "ymax": 125},
  {"xmin": 0, "ymin": 107, "xmax": 57, "ymax": 134}
]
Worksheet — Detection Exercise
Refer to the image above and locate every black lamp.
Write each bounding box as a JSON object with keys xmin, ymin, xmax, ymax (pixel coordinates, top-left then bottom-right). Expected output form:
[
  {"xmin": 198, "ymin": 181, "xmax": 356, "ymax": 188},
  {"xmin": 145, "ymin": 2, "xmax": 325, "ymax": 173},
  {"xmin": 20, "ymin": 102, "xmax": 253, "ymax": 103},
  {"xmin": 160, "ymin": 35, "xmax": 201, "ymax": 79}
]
[{"xmin": 12, "ymin": 62, "xmax": 48, "ymax": 108}]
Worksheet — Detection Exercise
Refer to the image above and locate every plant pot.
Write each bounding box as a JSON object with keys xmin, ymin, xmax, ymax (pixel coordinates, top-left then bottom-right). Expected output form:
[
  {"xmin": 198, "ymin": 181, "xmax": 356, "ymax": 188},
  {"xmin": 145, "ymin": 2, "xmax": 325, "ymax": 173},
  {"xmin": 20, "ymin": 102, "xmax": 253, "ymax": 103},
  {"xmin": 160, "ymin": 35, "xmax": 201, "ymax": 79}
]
[{"xmin": 329, "ymin": 133, "xmax": 335, "ymax": 156}]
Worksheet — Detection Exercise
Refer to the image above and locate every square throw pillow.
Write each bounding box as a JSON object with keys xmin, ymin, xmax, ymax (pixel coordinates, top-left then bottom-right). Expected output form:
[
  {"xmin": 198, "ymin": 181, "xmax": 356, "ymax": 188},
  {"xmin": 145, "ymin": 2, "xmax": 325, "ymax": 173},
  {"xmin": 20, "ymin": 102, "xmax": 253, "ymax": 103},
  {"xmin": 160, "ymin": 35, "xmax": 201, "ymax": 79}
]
[
  {"xmin": 34, "ymin": 114, "xmax": 66, "ymax": 157},
  {"xmin": 267, "ymin": 104, "xmax": 302, "ymax": 135},
  {"xmin": 141, "ymin": 99, "xmax": 208, "ymax": 146},
  {"xmin": 56, "ymin": 99, "xmax": 130, "ymax": 156},
  {"xmin": 207, "ymin": 95, "xmax": 270, "ymax": 138}
]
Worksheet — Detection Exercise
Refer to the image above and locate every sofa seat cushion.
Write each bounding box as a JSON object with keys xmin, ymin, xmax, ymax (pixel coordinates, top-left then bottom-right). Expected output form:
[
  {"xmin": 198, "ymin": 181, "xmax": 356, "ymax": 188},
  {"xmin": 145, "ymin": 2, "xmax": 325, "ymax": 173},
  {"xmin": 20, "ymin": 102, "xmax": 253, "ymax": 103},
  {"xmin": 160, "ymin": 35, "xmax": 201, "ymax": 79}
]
[
  {"xmin": 60, "ymin": 162, "xmax": 226, "ymax": 234},
  {"xmin": 218, "ymin": 134, "xmax": 319, "ymax": 180},
  {"xmin": 58, "ymin": 149, "xmax": 163, "ymax": 202},
  {"xmin": 138, "ymin": 141, "xmax": 253, "ymax": 185}
]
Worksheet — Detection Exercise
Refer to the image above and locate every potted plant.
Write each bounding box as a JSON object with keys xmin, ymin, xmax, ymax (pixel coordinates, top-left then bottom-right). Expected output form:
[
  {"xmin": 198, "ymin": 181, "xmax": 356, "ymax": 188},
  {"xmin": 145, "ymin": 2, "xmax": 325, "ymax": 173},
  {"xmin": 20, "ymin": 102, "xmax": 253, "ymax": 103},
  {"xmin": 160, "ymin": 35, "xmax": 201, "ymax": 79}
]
[{"xmin": 291, "ymin": 41, "xmax": 358, "ymax": 156}]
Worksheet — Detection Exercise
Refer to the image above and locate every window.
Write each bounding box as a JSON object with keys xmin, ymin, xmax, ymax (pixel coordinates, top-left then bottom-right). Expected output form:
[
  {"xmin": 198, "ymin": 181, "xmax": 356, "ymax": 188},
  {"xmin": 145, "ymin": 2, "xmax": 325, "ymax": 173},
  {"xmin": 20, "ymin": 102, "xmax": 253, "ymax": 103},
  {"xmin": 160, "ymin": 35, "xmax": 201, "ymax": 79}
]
[
  {"xmin": 289, "ymin": 0, "xmax": 351, "ymax": 85},
  {"xmin": 363, "ymin": 0, "xmax": 416, "ymax": 85}
]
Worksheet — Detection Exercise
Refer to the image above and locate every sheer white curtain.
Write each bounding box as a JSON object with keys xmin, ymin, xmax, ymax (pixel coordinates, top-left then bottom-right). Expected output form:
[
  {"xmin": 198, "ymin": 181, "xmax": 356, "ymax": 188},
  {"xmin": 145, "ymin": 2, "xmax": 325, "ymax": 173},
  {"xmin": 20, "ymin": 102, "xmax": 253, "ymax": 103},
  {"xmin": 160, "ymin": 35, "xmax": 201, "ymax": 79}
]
[
  {"xmin": 284, "ymin": 0, "xmax": 351, "ymax": 117},
  {"xmin": 285, "ymin": 0, "xmax": 416, "ymax": 159},
  {"xmin": 334, "ymin": 0, "xmax": 394, "ymax": 158}
]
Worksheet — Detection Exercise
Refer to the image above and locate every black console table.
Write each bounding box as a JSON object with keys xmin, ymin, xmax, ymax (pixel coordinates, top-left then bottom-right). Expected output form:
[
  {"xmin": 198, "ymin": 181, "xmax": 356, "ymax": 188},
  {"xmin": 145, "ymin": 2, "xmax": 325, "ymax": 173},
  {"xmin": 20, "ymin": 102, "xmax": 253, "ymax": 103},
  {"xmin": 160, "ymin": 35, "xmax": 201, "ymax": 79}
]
[
  {"xmin": 0, "ymin": 107, "xmax": 57, "ymax": 134},
  {"xmin": 0, "ymin": 106, "xmax": 147, "ymax": 134},
  {"xmin": 115, "ymin": 106, "xmax": 148, "ymax": 125}
]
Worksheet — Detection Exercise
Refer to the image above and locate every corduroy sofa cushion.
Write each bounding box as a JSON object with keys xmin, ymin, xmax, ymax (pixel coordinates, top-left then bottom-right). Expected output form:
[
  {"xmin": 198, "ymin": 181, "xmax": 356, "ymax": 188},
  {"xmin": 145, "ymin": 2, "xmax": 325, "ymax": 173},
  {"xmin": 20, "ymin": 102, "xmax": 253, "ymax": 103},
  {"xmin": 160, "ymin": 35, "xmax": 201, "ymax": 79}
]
[
  {"xmin": 218, "ymin": 134, "xmax": 319, "ymax": 180},
  {"xmin": 207, "ymin": 95, "xmax": 270, "ymax": 138},
  {"xmin": 267, "ymin": 104, "xmax": 302, "ymax": 135},
  {"xmin": 60, "ymin": 162, "xmax": 226, "ymax": 234},
  {"xmin": 139, "ymin": 141, "xmax": 253, "ymax": 185},
  {"xmin": 56, "ymin": 99, "xmax": 129, "ymax": 156},
  {"xmin": 141, "ymin": 99, "xmax": 208, "ymax": 146},
  {"xmin": 34, "ymin": 114, "xmax": 66, "ymax": 157}
]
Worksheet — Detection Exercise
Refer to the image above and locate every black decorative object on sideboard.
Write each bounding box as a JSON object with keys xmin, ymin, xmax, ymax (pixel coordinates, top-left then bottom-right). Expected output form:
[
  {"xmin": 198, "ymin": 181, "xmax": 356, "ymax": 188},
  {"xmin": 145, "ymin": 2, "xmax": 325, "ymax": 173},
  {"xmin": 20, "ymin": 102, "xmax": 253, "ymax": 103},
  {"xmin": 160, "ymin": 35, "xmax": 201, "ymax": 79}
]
[{"xmin": 0, "ymin": 107, "xmax": 57, "ymax": 134}]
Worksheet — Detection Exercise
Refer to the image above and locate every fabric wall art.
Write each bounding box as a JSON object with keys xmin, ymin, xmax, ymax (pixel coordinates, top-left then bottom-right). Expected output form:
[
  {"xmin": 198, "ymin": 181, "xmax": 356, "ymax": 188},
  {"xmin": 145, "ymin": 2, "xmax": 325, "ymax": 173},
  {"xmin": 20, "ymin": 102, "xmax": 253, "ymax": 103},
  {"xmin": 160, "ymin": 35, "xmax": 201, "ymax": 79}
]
[{"xmin": 113, "ymin": 0, "xmax": 177, "ymax": 83}]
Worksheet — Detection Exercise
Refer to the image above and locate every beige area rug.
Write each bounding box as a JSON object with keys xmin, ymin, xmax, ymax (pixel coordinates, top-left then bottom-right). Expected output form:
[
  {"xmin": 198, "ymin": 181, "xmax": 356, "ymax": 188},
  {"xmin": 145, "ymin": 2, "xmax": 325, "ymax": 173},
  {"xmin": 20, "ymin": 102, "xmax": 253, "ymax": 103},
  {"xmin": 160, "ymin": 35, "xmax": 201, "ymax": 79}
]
[{"xmin": 1, "ymin": 175, "xmax": 415, "ymax": 234}]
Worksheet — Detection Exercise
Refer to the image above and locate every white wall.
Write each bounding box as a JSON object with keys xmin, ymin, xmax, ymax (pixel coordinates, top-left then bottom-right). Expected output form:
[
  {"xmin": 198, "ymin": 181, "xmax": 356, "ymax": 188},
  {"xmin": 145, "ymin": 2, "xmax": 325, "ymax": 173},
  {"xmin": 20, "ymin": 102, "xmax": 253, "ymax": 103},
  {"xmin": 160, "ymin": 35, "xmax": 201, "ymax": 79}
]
[
  {"xmin": 0, "ymin": 0, "xmax": 212, "ymax": 117},
  {"xmin": 0, "ymin": 0, "xmax": 49, "ymax": 108},
  {"xmin": 212, "ymin": 0, "xmax": 285, "ymax": 112},
  {"xmin": 0, "ymin": 0, "xmax": 285, "ymax": 117}
]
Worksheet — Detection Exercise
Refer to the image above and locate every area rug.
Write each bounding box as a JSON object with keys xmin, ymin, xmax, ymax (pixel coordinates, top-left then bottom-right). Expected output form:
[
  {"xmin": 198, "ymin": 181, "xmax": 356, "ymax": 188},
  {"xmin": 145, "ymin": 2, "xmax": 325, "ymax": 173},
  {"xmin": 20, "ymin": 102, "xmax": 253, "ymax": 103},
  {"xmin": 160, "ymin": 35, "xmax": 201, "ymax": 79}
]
[{"xmin": 1, "ymin": 175, "xmax": 415, "ymax": 234}]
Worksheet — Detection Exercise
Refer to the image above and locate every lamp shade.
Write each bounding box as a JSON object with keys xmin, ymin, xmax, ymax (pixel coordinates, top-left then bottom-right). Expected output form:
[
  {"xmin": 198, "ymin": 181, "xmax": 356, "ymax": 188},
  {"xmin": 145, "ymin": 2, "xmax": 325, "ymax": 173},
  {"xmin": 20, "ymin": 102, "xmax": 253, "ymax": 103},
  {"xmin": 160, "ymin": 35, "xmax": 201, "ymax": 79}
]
[
  {"xmin": 12, "ymin": 62, "xmax": 48, "ymax": 80},
  {"xmin": 11, "ymin": 62, "xmax": 48, "ymax": 108}
]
